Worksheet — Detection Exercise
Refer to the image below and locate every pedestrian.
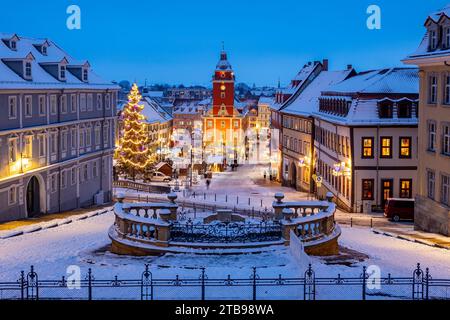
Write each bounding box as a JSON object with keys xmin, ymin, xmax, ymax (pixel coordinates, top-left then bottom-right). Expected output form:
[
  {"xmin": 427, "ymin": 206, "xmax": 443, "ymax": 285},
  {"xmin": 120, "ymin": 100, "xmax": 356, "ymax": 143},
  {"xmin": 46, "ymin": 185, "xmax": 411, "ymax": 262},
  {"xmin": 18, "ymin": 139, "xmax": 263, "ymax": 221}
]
[
  {"xmin": 263, "ymin": 170, "xmax": 267, "ymax": 179},
  {"xmin": 206, "ymin": 179, "xmax": 211, "ymax": 190}
]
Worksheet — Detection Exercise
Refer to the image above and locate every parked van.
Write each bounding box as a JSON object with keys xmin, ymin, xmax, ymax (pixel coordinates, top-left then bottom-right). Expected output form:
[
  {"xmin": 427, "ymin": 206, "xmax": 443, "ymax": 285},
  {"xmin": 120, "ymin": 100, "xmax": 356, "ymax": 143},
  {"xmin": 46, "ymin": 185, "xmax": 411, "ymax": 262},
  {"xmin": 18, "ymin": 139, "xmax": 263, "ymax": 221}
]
[{"xmin": 384, "ymin": 198, "xmax": 415, "ymax": 222}]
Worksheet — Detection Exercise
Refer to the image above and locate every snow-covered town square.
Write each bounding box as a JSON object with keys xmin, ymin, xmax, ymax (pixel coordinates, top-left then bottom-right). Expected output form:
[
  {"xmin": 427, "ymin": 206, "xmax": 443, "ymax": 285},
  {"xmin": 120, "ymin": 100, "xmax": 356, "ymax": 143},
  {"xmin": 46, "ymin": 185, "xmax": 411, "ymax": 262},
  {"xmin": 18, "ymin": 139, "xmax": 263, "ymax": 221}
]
[{"xmin": 0, "ymin": 1, "xmax": 450, "ymax": 305}]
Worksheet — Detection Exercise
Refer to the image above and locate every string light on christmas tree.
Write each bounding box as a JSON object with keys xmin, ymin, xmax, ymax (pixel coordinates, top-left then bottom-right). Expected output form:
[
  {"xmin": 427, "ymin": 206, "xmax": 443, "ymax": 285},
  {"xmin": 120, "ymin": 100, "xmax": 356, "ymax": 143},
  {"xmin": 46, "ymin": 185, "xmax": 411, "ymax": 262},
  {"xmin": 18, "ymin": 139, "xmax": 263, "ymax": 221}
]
[{"xmin": 115, "ymin": 83, "xmax": 157, "ymax": 176}]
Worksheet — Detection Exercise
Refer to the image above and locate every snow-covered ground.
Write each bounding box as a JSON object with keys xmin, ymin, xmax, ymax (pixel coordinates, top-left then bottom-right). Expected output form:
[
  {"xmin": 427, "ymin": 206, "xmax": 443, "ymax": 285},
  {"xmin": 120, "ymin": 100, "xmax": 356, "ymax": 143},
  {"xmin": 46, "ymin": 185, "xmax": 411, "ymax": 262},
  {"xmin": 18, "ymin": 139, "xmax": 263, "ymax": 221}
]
[
  {"xmin": 0, "ymin": 208, "xmax": 449, "ymax": 300},
  {"xmin": 1, "ymin": 165, "xmax": 447, "ymax": 299}
]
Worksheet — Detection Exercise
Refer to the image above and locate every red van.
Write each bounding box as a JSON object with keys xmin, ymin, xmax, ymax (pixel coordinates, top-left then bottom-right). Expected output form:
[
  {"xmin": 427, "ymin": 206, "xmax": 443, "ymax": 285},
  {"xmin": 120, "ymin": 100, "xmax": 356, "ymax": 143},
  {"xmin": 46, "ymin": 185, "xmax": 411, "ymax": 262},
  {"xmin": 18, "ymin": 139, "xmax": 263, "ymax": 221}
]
[{"xmin": 384, "ymin": 198, "xmax": 415, "ymax": 222}]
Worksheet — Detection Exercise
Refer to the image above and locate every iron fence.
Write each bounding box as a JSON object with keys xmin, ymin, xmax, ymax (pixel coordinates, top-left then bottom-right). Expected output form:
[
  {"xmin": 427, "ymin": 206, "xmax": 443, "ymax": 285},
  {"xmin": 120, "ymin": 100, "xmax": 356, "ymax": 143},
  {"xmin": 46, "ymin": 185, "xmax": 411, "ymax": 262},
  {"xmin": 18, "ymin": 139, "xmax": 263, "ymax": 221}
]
[
  {"xmin": 170, "ymin": 220, "xmax": 282, "ymax": 243},
  {"xmin": 0, "ymin": 264, "xmax": 448, "ymax": 300}
]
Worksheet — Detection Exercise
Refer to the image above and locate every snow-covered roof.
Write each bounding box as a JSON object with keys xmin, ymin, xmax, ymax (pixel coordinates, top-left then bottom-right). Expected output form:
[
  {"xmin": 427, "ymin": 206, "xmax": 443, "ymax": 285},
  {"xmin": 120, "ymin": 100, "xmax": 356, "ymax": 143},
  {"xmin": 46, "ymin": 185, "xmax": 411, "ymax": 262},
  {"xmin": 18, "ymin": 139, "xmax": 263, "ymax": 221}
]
[
  {"xmin": 143, "ymin": 90, "xmax": 164, "ymax": 98},
  {"xmin": 404, "ymin": 5, "xmax": 450, "ymax": 62},
  {"xmin": 312, "ymin": 68, "xmax": 419, "ymax": 126},
  {"xmin": 280, "ymin": 62, "xmax": 319, "ymax": 95},
  {"xmin": 136, "ymin": 96, "xmax": 172, "ymax": 124},
  {"xmin": 325, "ymin": 68, "xmax": 418, "ymax": 95},
  {"xmin": 313, "ymin": 98, "xmax": 419, "ymax": 126},
  {"xmin": 258, "ymin": 96, "xmax": 276, "ymax": 105},
  {"xmin": 426, "ymin": 4, "xmax": 450, "ymax": 24},
  {"xmin": 282, "ymin": 69, "xmax": 354, "ymax": 117},
  {"xmin": 0, "ymin": 33, "xmax": 118, "ymax": 90}
]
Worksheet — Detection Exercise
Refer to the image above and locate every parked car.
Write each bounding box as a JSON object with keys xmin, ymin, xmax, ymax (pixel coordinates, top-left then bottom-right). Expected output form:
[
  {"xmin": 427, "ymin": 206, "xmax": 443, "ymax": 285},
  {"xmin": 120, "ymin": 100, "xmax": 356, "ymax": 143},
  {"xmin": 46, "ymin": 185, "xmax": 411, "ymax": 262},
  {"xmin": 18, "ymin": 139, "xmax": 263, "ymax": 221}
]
[
  {"xmin": 384, "ymin": 198, "xmax": 415, "ymax": 222},
  {"xmin": 150, "ymin": 172, "xmax": 172, "ymax": 182}
]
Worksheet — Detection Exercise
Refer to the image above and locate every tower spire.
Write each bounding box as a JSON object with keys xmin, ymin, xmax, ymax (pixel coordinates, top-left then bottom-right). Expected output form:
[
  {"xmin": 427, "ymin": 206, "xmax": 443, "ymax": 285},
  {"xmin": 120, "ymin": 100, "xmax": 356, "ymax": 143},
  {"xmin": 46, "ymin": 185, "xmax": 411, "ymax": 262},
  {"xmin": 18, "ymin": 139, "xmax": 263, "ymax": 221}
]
[{"xmin": 221, "ymin": 41, "xmax": 225, "ymax": 51}]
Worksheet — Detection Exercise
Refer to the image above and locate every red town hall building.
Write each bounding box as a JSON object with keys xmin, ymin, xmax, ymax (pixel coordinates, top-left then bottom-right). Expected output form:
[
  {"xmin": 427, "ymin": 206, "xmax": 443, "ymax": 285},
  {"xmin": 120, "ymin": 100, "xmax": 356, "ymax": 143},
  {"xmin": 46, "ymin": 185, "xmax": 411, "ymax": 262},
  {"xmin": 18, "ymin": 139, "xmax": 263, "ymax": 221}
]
[{"xmin": 203, "ymin": 50, "xmax": 244, "ymax": 166}]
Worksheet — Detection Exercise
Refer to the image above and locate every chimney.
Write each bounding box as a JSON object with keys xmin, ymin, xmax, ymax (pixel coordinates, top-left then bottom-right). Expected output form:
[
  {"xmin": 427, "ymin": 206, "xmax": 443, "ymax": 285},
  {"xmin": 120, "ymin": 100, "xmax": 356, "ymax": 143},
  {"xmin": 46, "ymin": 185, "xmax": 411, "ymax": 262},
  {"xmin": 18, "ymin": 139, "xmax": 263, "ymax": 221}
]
[
  {"xmin": 347, "ymin": 64, "xmax": 353, "ymax": 70},
  {"xmin": 322, "ymin": 59, "xmax": 329, "ymax": 71}
]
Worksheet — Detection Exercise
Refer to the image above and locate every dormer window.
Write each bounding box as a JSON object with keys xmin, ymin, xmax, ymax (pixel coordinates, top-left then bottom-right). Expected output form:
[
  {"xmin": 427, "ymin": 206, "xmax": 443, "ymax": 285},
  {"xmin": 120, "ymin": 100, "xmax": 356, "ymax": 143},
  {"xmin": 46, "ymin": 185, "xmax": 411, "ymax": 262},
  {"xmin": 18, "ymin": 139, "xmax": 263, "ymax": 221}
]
[
  {"xmin": 378, "ymin": 100, "xmax": 393, "ymax": 118},
  {"xmin": 10, "ymin": 40, "xmax": 16, "ymax": 50},
  {"xmin": 83, "ymin": 68, "xmax": 88, "ymax": 82},
  {"xmin": 60, "ymin": 65, "xmax": 66, "ymax": 80},
  {"xmin": 42, "ymin": 45, "xmax": 47, "ymax": 55},
  {"xmin": 397, "ymin": 100, "xmax": 412, "ymax": 118},
  {"xmin": 430, "ymin": 29, "xmax": 438, "ymax": 50},
  {"xmin": 25, "ymin": 61, "xmax": 32, "ymax": 78}
]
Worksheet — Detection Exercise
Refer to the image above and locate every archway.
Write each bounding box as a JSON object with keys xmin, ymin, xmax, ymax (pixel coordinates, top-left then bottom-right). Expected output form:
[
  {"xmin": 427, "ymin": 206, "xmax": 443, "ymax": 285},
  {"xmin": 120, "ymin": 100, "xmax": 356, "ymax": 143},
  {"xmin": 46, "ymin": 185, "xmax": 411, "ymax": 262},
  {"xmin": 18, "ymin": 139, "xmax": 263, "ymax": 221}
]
[
  {"xmin": 290, "ymin": 162, "xmax": 297, "ymax": 190},
  {"xmin": 26, "ymin": 176, "xmax": 43, "ymax": 217}
]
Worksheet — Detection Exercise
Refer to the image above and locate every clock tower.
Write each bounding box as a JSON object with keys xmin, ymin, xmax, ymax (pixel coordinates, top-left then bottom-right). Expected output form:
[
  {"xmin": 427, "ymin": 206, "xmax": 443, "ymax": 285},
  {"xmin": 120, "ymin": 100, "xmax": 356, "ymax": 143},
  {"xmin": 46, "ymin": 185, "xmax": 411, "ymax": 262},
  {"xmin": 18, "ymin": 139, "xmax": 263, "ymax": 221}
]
[
  {"xmin": 203, "ymin": 48, "xmax": 243, "ymax": 169},
  {"xmin": 212, "ymin": 50, "xmax": 235, "ymax": 116}
]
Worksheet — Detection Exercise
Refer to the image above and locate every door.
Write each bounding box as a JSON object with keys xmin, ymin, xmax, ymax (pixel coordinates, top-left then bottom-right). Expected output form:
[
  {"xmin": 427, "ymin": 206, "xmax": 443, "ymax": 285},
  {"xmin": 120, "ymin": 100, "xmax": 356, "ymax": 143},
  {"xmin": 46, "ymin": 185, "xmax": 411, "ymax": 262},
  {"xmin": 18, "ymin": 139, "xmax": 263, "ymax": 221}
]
[
  {"xmin": 381, "ymin": 179, "xmax": 393, "ymax": 208},
  {"xmin": 26, "ymin": 176, "xmax": 40, "ymax": 217}
]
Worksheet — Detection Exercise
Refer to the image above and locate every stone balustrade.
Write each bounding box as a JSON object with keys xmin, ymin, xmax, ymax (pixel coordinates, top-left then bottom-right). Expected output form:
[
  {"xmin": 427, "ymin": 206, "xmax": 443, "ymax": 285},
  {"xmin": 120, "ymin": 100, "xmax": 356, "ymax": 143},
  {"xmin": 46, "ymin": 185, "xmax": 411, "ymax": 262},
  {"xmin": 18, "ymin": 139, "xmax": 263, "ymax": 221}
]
[
  {"xmin": 111, "ymin": 193, "xmax": 179, "ymax": 249},
  {"xmin": 273, "ymin": 192, "xmax": 338, "ymax": 247},
  {"xmin": 109, "ymin": 192, "xmax": 340, "ymax": 256}
]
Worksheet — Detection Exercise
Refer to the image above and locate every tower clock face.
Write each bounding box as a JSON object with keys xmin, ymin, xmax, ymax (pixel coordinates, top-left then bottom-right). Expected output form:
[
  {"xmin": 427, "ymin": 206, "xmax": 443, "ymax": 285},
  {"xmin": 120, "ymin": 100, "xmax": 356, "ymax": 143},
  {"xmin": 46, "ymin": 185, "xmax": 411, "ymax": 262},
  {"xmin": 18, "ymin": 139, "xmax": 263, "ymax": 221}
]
[{"xmin": 220, "ymin": 85, "xmax": 226, "ymax": 91}]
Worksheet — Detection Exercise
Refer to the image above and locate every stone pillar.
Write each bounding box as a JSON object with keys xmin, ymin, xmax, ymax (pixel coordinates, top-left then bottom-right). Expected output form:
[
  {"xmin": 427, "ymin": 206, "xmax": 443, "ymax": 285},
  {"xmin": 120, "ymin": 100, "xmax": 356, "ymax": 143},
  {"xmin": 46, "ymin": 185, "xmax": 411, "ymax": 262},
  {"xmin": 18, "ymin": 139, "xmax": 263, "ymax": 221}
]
[
  {"xmin": 159, "ymin": 208, "xmax": 172, "ymax": 222},
  {"xmin": 156, "ymin": 225, "xmax": 170, "ymax": 246},
  {"xmin": 116, "ymin": 192, "xmax": 125, "ymax": 203},
  {"xmin": 167, "ymin": 193, "xmax": 178, "ymax": 220},
  {"xmin": 273, "ymin": 192, "xmax": 285, "ymax": 220}
]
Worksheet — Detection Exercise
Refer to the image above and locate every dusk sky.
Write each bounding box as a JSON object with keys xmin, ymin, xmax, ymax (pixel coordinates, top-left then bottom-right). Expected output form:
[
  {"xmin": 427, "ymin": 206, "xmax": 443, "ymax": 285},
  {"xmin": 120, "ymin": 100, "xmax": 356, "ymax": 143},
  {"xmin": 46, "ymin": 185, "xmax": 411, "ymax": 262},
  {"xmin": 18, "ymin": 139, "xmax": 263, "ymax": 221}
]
[{"xmin": 1, "ymin": 0, "xmax": 448, "ymax": 87}]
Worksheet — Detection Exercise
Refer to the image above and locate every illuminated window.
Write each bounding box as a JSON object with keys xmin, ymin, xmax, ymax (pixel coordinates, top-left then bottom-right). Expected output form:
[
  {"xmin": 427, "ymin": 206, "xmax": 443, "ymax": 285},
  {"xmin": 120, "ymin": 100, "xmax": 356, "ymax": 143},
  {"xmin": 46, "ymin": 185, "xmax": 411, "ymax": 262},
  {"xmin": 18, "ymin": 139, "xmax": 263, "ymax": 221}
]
[
  {"xmin": 399, "ymin": 179, "xmax": 412, "ymax": 198},
  {"xmin": 380, "ymin": 137, "xmax": 392, "ymax": 158},
  {"xmin": 399, "ymin": 137, "xmax": 411, "ymax": 158},
  {"xmin": 38, "ymin": 135, "xmax": 46, "ymax": 157},
  {"xmin": 362, "ymin": 179, "xmax": 374, "ymax": 200},
  {"xmin": 361, "ymin": 137, "xmax": 374, "ymax": 158},
  {"xmin": 8, "ymin": 139, "xmax": 17, "ymax": 162},
  {"xmin": 24, "ymin": 136, "xmax": 32, "ymax": 158},
  {"xmin": 221, "ymin": 121, "xmax": 226, "ymax": 129}
]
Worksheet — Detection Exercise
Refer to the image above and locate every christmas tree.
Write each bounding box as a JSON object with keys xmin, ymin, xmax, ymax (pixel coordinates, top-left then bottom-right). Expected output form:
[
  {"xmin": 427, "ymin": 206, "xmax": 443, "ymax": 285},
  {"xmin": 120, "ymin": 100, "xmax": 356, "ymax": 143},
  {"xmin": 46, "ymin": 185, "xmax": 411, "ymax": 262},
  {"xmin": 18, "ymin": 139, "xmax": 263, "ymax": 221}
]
[{"xmin": 116, "ymin": 84, "xmax": 155, "ymax": 179}]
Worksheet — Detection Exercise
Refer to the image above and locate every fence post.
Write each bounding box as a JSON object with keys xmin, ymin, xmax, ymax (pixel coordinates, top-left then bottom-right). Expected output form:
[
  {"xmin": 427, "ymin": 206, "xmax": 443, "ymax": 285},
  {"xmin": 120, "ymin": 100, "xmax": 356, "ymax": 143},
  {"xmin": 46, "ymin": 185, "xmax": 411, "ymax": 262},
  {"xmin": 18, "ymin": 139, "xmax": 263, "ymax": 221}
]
[
  {"xmin": 350, "ymin": 217, "xmax": 353, "ymax": 227},
  {"xmin": 248, "ymin": 198, "xmax": 250, "ymax": 206},
  {"xmin": 304, "ymin": 264, "xmax": 316, "ymax": 300},
  {"xmin": 237, "ymin": 196, "xmax": 239, "ymax": 204},
  {"xmin": 226, "ymin": 195, "xmax": 228, "ymax": 202},
  {"xmin": 261, "ymin": 199, "xmax": 263, "ymax": 207},
  {"xmin": 87, "ymin": 268, "xmax": 93, "ymax": 301},
  {"xmin": 215, "ymin": 194, "xmax": 217, "ymax": 201},
  {"xmin": 200, "ymin": 267, "xmax": 206, "ymax": 301},
  {"xmin": 425, "ymin": 268, "xmax": 430, "ymax": 300},
  {"xmin": 19, "ymin": 270, "xmax": 25, "ymax": 300},
  {"xmin": 204, "ymin": 193, "xmax": 206, "ymax": 200},
  {"xmin": 362, "ymin": 266, "xmax": 367, "ymax": 300},
  {"xmin": 251, "ymin": 267, "xmax": 257, "ymax": 301}
]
